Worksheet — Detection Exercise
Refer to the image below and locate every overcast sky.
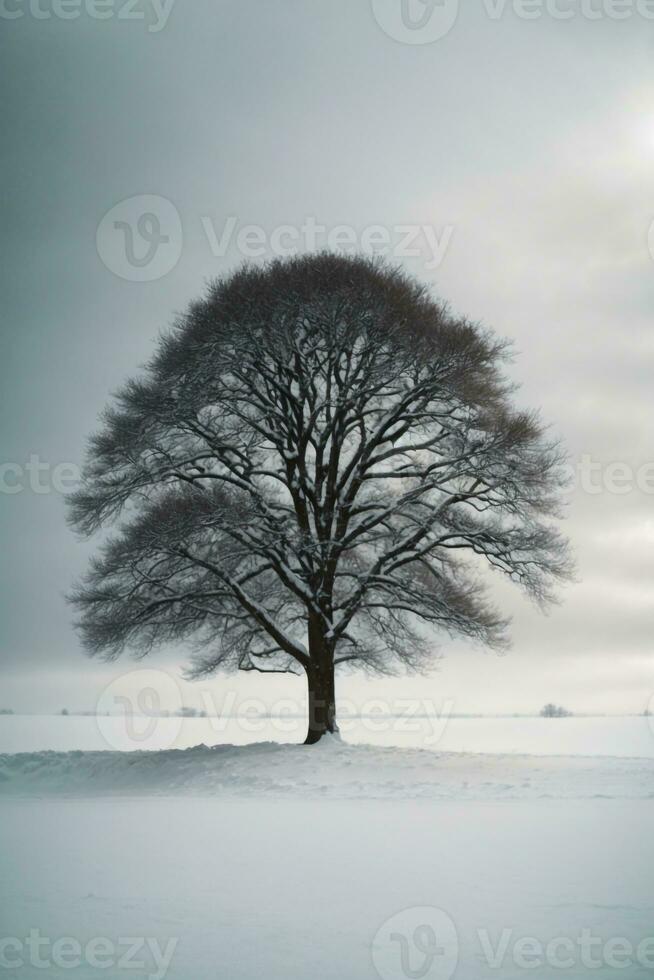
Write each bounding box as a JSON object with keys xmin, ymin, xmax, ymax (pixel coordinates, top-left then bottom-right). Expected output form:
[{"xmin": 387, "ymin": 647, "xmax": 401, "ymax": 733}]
[{"xmin": 1, "ymin": 0, "xmax": 653, "ymax": 716}]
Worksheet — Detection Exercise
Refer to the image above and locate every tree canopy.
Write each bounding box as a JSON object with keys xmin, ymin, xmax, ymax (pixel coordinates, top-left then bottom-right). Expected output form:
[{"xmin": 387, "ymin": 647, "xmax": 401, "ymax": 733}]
[{"xmin": 68, "ymin": 254, "xmax": 572, "ymax": 742}]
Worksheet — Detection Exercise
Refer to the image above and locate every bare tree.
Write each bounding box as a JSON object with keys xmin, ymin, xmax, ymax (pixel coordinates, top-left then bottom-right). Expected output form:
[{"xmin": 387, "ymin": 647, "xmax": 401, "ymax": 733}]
[{"xmin": 68, "ymin": 254, "xmax": 572, "ymax": 743}]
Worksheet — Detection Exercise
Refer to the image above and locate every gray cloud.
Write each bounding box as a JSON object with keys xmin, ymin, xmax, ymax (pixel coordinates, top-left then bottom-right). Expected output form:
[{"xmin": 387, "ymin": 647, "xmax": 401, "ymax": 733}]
[{"xmin": 1, "ymin": 0, "xmax": 653, "ymax": 713}]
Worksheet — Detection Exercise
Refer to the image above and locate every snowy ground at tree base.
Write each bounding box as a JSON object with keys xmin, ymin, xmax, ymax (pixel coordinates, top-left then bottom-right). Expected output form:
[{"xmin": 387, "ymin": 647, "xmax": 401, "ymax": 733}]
[
  {"xmin": 0, "ymin": 740, "xmax": 653, "ymax": 979},
  {"xmin": 1, "ymin": 737, "xmax": 654, "ymax": 800}
]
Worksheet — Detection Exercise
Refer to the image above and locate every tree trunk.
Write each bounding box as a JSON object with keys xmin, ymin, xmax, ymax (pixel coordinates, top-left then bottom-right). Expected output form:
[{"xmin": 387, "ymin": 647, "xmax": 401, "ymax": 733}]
[{"xmin": 304, "ymin": 662, "xmax": 338, "ymax": 745}]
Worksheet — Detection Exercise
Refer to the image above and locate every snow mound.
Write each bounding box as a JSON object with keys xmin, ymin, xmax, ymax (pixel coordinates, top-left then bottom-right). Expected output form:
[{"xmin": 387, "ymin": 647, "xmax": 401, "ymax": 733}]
[{"xmin": 1, "ymin": 740, "xmax": 653, "ymax": 800}]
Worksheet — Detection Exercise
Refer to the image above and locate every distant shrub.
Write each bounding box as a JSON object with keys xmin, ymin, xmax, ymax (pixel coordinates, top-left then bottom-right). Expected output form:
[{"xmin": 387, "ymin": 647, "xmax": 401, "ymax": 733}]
[
  {"xmin": 0, "ymin": 708, "xmax": 14, "ymax": 715},
  {"xmin": 540, "ymin": 703, "xmax": 573, "ymax": 718}
]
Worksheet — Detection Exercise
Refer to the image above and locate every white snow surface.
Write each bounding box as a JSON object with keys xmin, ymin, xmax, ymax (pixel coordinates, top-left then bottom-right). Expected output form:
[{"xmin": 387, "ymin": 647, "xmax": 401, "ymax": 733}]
[
  {"xmin": 2, "ymin": 727, "xmax": 653, "ymax": 979},
  {"xmin": 1, "ymin": 737, "xmax": 653, "ymax": 799},
  {"xmin": 2, "ymin": 793, "xmax": 653, "ymax": 980}
]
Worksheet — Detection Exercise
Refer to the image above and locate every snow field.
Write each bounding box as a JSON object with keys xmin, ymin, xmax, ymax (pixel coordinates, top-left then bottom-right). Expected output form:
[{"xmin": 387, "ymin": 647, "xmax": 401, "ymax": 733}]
[{"xmin": 1, "ymin": 795, "xmax": 652, "ymax": 979}]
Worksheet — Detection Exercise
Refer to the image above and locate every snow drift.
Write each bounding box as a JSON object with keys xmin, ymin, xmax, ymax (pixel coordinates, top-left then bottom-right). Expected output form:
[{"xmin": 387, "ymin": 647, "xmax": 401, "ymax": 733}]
[{"xmin": 1, "ymin": 739, "xmax": 653, "ymax": 799}]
